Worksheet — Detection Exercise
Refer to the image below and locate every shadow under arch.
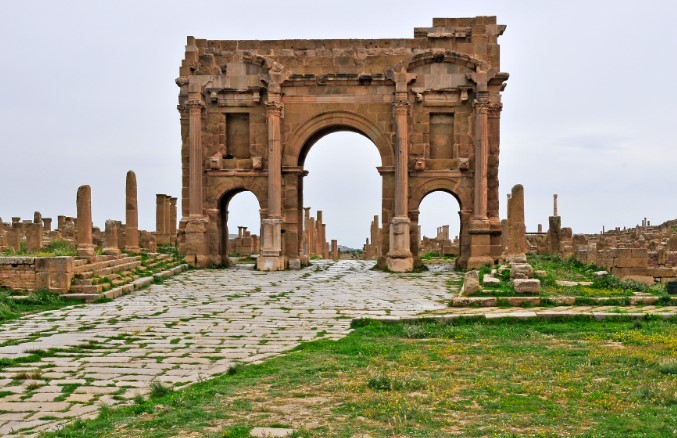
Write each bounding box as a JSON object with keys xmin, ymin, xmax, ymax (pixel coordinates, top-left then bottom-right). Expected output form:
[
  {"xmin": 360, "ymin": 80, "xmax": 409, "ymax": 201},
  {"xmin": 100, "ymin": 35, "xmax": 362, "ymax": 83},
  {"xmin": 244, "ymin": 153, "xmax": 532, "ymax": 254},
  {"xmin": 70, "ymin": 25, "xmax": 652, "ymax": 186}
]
[
  {"xmin": 216, "ymin": 188, "xmax": 264, "ymax": 266},
  {"xmin": 409, "ymin": 178, "xmax": 470, "ymax": 269},
  {"xmin": 283, "ymin": 110, "xmax": 393, "ymax": 167}
]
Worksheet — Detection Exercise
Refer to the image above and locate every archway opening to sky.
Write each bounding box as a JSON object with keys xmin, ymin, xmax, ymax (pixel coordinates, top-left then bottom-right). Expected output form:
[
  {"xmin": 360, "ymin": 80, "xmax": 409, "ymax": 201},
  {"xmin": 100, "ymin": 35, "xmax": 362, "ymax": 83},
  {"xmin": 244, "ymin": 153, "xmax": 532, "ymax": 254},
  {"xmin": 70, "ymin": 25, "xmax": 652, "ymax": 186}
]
[
  {"xmin": 302, "ymin": 132, "xmax": 382, "ymax": 251},
  {"xmin": 418, "ymin": 190, "xmax": 460, "ymax": 262},
  {"xmin": 220, "ymin": 190, "xmax": 261, "ymax": 263}
]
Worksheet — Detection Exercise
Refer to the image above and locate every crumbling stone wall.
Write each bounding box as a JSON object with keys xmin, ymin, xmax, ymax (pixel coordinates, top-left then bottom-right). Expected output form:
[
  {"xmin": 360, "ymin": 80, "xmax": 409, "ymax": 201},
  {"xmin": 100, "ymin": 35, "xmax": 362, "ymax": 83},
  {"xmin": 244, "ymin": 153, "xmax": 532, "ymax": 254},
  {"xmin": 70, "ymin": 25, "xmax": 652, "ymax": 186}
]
[{"xmin": 0, "ymin": 257, "xmax": 74, "ymax": 292}]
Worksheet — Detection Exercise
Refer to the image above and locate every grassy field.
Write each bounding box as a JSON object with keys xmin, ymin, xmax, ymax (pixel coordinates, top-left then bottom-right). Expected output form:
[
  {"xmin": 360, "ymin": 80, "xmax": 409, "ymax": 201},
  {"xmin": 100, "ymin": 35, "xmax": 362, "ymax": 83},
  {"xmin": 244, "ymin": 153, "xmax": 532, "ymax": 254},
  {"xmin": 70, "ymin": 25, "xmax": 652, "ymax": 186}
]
[{"xmin": 45, "ymin": 317, "xmax": 677, "ymax": 437}]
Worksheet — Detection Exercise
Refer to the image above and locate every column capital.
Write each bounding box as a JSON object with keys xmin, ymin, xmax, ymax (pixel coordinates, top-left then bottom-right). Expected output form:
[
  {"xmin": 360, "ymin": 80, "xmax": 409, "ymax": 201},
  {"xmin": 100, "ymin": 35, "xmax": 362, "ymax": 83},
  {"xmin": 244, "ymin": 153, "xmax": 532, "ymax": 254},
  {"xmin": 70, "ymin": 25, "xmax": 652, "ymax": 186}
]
[
  {"xmin": 265, "ymin": 101, "xmax": 284, "ymax": 117},
  {"xmin": 392, "ymin": 100, "xmax": 410, "ymax": 115},
  {"xmin": 187, "ymin": 97, "xmax": 205, "ymax": 112},
  {"xmin": 473, "ymin": 99, "xmax": 490, "ymax": 113},
  {"xmin": 488, "ymin": 102, "xmax": 503, "ymax": 118}
]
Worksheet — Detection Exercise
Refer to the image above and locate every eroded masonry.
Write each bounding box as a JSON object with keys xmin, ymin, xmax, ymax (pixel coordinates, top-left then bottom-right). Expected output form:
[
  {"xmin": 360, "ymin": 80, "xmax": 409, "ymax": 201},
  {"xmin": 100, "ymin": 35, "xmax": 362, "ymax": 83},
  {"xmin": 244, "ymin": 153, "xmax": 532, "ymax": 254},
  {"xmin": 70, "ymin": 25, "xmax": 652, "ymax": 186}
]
[{"xmin": 176, "ymin": 17, "xmax": 509, "ymax": 271}]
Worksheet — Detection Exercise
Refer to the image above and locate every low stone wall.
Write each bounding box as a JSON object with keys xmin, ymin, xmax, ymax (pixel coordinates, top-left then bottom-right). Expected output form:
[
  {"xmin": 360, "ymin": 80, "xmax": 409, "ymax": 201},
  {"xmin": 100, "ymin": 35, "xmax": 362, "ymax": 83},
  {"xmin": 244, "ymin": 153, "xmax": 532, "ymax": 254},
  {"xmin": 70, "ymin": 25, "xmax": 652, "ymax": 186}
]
[{"xmin": 0, "ymin": 257, "xmax": 74, "ymax": 292}]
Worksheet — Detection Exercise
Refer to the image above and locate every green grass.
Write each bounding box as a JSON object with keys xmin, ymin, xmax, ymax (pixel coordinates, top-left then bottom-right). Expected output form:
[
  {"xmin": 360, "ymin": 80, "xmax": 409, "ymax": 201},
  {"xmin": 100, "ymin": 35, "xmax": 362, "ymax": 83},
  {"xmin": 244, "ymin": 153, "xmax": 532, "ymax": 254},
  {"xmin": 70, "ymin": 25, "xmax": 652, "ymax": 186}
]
[
  {"xmin": 44, "ymin": 317, "xmax": 677, "ymax": 437},
  {"xmin": 0, "ymin": 288, "xmax": 83, "ymax": 324},
  {"xmin": 466, "ymin": 255, "xmax": 669, "ymax": 299},
  {"xmin": 0, "ymin": 239, "xmax": 77, "ymax": 257}
]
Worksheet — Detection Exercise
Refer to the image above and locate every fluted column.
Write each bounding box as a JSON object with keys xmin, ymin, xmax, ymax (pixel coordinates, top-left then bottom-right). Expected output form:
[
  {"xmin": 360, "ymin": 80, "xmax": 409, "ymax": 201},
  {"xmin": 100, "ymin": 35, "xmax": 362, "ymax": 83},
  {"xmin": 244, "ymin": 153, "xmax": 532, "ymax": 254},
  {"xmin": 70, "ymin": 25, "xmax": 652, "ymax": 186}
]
[
  {"xmin": 266, "ymin": 101, "xmax": 283, "ymax": 218},
  {"xmin": 386, "ymin": 100, "xmax": 414, "ymax": 272},
  {"xmin": 187, "ymin": 84, "xmax": 205, "ymax": 217},
  {"xmin": 257, "ymin": 100, "xmax": 285, "ymax": 271},
  {"xmin": 393, "ymin": 101, "xmax": 409, "ymax": 217},
  {"xmin": 473, "ymin": 100, "xmax": 489, "ymax": 219}
]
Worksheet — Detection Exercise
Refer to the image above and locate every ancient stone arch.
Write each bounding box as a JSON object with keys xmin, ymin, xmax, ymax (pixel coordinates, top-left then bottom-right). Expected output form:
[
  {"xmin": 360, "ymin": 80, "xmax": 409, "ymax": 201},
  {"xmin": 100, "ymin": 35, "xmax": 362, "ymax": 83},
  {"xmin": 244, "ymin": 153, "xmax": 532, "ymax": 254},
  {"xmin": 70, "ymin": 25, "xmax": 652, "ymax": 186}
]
[{"xmin": 177, "ymin": 17, "xmax": 509, "ymax": 271}]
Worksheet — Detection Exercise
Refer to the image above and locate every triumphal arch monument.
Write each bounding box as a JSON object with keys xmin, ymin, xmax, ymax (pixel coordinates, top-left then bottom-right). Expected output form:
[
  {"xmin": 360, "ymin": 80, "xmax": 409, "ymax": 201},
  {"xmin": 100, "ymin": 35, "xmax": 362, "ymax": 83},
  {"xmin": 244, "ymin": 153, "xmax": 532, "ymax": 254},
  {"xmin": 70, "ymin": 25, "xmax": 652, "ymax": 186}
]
[{"xmin": 176, "ymin": 17, "xmax": 509, "ymax": 272}]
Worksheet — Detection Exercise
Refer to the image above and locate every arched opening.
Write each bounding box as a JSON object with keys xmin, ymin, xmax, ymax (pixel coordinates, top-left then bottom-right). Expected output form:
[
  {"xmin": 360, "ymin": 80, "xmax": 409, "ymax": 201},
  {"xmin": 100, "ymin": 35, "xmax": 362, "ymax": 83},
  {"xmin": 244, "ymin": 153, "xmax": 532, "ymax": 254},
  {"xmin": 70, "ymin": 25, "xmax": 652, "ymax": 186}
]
[
  {"xmin": 300, "ymin": 131, "xmax": 382, "ymax": 260},
  {"xmin": 415, "ymin": 190, "xmax": 462, "ymax": 268},
  {"xmin": 218, "ymin": 190, "xmax": 262, "ymax": 266}
]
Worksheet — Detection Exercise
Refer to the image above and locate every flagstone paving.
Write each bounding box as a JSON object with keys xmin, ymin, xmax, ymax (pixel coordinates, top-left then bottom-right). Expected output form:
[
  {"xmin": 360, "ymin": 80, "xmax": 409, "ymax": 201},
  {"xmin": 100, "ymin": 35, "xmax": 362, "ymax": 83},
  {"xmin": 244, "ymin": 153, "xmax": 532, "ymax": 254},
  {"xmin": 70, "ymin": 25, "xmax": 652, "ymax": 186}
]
[
  {"xmin": 1, "ymin": 260, "xmax": 675, "ymax": 437},
  {"xmin": 0, "ymin": 260, "xmax": 456, "ymax": 436}
]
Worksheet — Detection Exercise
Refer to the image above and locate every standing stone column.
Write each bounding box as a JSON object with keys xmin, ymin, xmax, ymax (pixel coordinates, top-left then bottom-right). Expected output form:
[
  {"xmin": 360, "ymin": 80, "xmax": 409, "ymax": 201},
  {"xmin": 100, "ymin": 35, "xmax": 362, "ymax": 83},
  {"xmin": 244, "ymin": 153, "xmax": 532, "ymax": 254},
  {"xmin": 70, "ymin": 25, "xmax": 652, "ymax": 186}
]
[
  {"xmin": 257, "ymin": 100, "xmax": 285, "ymax": 271},
  {"xmin": 322, "ymin": 224, "xmax": 329, "ymax": 259},
  {"xmin": 76, "ymin": 185, "xmax": 96, "ymax": 259},
  {"xmin": 25, "ymin": 223, "xmax": 42, "ymax": 252},
  {"xmin": 155, "ymin": 194, "xmax": 172, "ymax": 246},
  {"xmin": 506, "ymin": 184, "xmax": 527, "ymax": 263},
  {"xmin": 386, "ymin": 99, "xmax": 414, "ymax": 272},
  {"xmin": 331, "ymin": 240, "xmax": 339, "ymax": 260},
  {"xmin": 169, "ymin": 197, "xmax": 178, "ymax": 246},
  {"xmin": 163, "ymin": 195, "xmax": 171, "ymax": 243},
  {"xmin": 42, "ymin": 218, "xmax": 52, "ymax": 232},
  {"xmin": 125, "ymin": 170, "xmax": 140, "ymax": 254},
  {"xmin": 103, "ymin": 220, "xmax": 121, "ymax": 256}
]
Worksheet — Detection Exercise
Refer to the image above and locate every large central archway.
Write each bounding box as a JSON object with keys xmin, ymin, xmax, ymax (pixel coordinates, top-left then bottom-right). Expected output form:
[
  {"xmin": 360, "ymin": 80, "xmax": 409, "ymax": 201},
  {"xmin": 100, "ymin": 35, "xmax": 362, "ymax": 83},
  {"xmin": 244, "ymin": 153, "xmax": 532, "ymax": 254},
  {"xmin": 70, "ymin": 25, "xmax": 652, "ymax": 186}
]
[{"xmin": 176, "ymin": 17, "xmax": 509, "ymax": 271}]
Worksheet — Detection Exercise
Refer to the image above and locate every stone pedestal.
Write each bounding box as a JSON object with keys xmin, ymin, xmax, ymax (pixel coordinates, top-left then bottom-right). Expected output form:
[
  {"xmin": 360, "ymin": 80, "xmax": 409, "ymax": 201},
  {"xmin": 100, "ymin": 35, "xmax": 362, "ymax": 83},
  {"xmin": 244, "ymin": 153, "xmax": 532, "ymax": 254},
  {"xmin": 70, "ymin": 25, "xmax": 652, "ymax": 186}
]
[
  {"xmin": 182, "ymin": 217, "xmax": 209, "ymax": 267},
  {"xmin": 467, "ymin": 219, "xmax": 495, "ymax": 268},
  {"xmin": 257, "ymin": 218, "xmax": 285, "ymax": 271},
  {"xmin": 386, "ymin": 216, "xmax": 413, "ymax": 272}
]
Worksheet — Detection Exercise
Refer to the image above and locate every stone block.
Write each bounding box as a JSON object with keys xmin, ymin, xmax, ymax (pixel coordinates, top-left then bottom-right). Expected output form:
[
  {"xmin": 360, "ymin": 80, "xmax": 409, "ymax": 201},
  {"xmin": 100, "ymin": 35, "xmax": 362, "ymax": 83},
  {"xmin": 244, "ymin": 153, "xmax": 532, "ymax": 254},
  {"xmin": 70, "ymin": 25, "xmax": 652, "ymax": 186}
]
[
  {"xmin": 461, "ymin": 270, "xmax": 480, "ymax": 295},
  {"xmin": 502, "ymin": 296, "xmax": 540, "ymax": 307},
  {"xmin": 482, "ymin": 275, "xmax": 500, "ymax": 286},
  {"xmin": 452, "ymin": 297, "xmax": 497, "ymax": 307},
  {"xmin": 509, "ymin": 263, "xmax": 533, "ymax": 279},
  {"xmin": 513, "ymin": 278, "xmax": 541, "ymax": 294}
]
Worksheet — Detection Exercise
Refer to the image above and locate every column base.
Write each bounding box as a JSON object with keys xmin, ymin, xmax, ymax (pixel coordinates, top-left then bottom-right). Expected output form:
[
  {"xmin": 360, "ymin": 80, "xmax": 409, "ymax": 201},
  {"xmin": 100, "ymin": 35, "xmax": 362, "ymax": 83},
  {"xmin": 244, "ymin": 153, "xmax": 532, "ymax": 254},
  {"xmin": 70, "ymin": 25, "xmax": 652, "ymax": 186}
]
[
  {"xmin": 386, "ymin": 255, "xmax": 414, "ymax": 272},
  {"xmin": 77, "ymin": 244, "xmax": 96, "ymax": 262},
  {"xmin": 288, "ymin": 258, "xmax": 301, "ymax": 270},
  {"xmin": 103, "ymin": 248, "xmax": 121, "ymax": 257},
  {"xmin": 256, "ymin": 255, "xmax": 285, "ymax": 271},
  {"xmin": 124, "ymin": 246, "xmax": 141, "ymax": 255}
]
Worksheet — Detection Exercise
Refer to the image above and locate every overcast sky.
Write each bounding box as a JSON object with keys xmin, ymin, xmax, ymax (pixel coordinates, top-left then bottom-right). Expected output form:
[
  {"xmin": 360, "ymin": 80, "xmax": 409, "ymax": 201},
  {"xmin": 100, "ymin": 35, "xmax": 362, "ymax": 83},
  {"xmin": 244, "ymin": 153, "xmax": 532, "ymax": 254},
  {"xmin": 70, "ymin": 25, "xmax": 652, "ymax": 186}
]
[{"xmin": 1, "ymin": 0, "xmax": 675, "ymax": 249}]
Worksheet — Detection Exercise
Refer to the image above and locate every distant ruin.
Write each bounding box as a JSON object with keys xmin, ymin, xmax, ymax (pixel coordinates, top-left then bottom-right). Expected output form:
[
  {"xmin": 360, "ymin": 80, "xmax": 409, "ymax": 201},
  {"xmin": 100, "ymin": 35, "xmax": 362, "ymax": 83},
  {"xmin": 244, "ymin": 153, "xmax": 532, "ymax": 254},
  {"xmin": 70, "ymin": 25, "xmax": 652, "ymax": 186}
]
[
  {"xmin": 176, "ymin": 17, "xmax": 509, "ymax": 271},
  {"xmin": 0, "ymin": 171, "xmax": 183, "ymax": 295},
  {"xmin": 523, "ymin": 195, "xmax": 677, "ymax": 284}
]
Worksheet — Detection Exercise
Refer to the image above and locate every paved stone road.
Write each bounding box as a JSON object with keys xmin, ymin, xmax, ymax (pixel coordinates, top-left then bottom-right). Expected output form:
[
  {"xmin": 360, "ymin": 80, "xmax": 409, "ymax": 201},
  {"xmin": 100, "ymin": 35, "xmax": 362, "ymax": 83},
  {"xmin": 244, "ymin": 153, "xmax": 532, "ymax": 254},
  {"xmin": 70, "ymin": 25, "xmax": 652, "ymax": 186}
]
[{"xmin": 0, "ymin": 260, "xmax": 457, "ymax": 436}]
